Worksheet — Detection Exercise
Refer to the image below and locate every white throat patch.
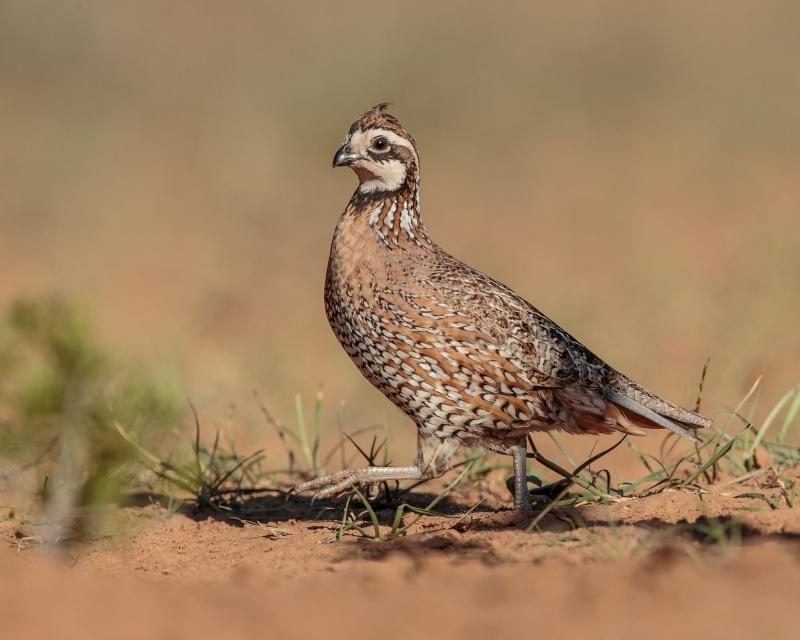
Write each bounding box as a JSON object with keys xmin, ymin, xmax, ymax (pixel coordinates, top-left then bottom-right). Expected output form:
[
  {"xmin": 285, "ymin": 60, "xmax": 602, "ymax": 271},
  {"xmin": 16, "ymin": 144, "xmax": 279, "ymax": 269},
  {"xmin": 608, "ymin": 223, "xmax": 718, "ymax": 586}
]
[{"xmin": 358, "ymin": 160, "xmax": 407, "ymax": 193}]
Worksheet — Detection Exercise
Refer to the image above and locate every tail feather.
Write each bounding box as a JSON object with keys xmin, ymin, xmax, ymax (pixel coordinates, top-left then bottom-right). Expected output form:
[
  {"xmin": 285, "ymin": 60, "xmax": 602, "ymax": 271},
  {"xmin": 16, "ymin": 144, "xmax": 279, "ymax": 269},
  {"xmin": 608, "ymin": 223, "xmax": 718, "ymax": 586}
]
[
  {"xmin": 604, "ymin": 390, "xmax": 703, "ymax": 443},
  {"xmin": 613, "ymin": 378, "xmax": 713, "ymax": 429}
]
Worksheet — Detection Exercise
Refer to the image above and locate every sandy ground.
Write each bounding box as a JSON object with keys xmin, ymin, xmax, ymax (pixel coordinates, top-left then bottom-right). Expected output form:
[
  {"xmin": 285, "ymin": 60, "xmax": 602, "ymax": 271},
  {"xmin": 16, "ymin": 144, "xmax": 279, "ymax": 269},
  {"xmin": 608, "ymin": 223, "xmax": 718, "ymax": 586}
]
[{"xmin": 3, "ymin": 465, "xmax": 800, "ymax": 639}]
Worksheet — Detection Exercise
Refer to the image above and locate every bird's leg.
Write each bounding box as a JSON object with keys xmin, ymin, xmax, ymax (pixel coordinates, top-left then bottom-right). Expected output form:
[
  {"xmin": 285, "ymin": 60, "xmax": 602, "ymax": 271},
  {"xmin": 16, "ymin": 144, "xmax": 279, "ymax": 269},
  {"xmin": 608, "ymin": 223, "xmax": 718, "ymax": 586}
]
[
  {"xmin": 293, "ymin": 431, "xmax": 459, "ymax": 503},
  {"xmin": 510, "ymin": 441, "xmax": 534, "ymax": 511},
  {"xmin": 488, "ymin": 436, "xmax": 549, "ymax": 511}
]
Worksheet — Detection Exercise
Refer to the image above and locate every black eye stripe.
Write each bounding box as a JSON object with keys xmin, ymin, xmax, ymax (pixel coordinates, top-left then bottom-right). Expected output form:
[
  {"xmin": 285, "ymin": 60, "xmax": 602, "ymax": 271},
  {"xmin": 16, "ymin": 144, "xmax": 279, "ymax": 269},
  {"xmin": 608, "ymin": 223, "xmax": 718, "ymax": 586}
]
[{"xmin": 366, "ymin": 149, "xmax": 403, "ymax": 161}]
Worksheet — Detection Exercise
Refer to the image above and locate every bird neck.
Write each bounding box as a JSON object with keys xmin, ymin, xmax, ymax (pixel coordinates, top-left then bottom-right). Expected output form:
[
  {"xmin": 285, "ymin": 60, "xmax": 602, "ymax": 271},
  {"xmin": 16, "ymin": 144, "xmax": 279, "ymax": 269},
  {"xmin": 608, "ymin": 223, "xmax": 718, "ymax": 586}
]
[{"xmin": 348, "ymin": 174, "xmax": 431, "ymax": 249}]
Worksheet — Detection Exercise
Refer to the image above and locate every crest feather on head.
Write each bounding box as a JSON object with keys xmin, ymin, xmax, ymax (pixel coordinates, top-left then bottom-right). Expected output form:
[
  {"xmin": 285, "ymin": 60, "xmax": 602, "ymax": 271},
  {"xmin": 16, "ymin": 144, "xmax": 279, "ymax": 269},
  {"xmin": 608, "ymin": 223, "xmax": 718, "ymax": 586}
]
[{"xmin": 349, "ymin": 103, "xmax": 416, "ymax": 149}]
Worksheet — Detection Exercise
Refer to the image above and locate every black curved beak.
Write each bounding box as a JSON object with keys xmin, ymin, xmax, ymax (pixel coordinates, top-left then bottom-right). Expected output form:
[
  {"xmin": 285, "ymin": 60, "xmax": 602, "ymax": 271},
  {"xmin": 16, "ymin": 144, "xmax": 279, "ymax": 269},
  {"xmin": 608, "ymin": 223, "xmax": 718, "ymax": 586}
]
[{"xmin": 333, "ymin": 145, "xmax": 362, "ymax": 168}]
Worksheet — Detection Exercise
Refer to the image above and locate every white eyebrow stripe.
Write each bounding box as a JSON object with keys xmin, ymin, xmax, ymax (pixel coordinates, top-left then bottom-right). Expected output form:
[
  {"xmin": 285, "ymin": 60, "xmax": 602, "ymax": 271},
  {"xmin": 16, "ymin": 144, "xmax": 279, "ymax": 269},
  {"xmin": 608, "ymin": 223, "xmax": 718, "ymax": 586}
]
[
  {"xmin": 370, "ymin": 130, "xmax": 418, "ymax": 165},
  {"xmin": 349, "ymin": 129, "xmax": 418, "ymax": 167}
]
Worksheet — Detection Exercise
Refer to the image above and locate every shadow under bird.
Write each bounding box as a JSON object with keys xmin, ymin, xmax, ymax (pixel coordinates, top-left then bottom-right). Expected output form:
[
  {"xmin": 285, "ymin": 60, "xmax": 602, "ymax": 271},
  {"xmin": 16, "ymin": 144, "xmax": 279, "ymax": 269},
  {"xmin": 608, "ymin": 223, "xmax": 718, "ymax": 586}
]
[{"xmin": 295, "ymin": 104, "xmax": 712, "ymax": 510}]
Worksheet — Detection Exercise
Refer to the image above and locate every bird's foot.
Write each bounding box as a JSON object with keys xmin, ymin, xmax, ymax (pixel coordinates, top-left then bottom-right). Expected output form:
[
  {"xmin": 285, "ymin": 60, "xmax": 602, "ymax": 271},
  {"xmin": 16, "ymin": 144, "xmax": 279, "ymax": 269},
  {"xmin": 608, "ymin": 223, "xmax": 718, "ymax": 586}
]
[
  {"xmin": 507, "ymin": 467, "xmax": 551, "ymax": 511},
  {"xmin": 293, "ymin": 465, "xmax": 423, "ymax": 503},
  {"xmin": 513, "ymin": 493, "xmax": 551, "ymax": 511}
]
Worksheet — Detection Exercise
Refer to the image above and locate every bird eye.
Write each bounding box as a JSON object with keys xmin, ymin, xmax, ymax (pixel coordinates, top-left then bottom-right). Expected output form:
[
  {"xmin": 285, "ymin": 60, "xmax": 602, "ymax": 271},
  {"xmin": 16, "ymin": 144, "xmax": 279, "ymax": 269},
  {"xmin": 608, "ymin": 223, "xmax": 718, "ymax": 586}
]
[{"xmin": 372, "ymin": 137, "xmax": 388, "ymax": 151}]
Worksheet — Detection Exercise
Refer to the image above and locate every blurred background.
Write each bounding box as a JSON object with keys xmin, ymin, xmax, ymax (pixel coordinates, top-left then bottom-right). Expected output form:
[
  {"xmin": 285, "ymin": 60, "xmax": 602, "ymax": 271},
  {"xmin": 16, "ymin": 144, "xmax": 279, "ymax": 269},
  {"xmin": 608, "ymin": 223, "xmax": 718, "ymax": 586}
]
[{"xmin": 1, "ymin": 0, "xmax": 799, "ymax": 469}]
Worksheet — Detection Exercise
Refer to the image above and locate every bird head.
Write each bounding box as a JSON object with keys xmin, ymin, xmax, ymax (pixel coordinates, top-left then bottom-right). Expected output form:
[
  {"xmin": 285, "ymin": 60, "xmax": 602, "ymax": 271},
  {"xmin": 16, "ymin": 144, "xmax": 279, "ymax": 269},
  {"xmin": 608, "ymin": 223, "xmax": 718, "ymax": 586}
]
[{"xmin": 333, "ymin": 104, "xmax": 419, "ymax": 195}]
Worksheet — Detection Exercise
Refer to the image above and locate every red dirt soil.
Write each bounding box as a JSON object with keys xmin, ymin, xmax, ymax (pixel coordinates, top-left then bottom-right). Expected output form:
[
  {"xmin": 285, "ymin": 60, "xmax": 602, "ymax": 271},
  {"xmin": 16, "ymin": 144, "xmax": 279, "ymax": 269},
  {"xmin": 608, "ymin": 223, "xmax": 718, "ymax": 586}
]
[{"xmin": 3, "ymin": 465, "xmax": 800, "ymax": 639}]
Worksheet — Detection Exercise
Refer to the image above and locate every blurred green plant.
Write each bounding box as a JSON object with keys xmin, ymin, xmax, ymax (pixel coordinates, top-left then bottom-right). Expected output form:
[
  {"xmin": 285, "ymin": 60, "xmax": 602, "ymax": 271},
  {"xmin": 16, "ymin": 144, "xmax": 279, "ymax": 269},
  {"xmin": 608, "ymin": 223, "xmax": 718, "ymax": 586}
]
[{"xmin": 0, "ymin": 296, "xmax": 183, "ymax": 540}]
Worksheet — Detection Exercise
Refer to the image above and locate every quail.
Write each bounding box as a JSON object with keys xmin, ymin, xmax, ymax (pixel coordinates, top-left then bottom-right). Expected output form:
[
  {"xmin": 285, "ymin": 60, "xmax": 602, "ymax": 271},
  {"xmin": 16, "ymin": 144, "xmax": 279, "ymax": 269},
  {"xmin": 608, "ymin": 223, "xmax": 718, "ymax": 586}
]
[{"xmin": 295, "ymin": 104, "xmax": 711, "ymax": 510}]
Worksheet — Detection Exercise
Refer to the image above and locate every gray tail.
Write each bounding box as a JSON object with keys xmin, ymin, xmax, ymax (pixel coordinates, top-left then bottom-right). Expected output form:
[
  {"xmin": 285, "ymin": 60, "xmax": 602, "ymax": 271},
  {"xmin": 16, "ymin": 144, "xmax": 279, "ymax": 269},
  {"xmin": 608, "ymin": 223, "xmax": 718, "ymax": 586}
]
[{"xmin": 604, "ymin": 378, "xmax": 712, "ymax": 443}]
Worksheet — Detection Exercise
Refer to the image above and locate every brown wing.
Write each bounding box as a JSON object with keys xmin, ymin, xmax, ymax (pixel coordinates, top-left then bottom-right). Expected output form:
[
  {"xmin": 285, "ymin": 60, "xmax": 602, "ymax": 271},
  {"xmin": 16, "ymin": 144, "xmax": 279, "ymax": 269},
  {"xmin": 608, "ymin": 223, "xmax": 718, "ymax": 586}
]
[
  {"xmin": 425, "ymin": 255, "xmax": 616, "ymax": 389},
  {"xmin": 422, "ymin": 254, "xmax": 709, "ymax": 435},
  {"xmin": 376, "ymin": 284, "xmax": 658, "ymax": 439}
]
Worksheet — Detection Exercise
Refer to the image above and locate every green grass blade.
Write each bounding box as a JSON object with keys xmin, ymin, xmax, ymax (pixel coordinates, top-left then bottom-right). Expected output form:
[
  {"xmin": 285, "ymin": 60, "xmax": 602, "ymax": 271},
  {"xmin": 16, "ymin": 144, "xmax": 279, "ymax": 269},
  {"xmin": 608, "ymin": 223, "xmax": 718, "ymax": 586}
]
[
  {"xmin": 422, "ymin": 464, "xmax": 471, "ymax": 513},
  {"xmin": 548, "ymin": 432, "xmax": 579, "ymax": 471},
  {"xmin": 391, "ymin": 464, "xmax": 471, "ymax": 537},
  {"xmin": 352, "ymin": 488, "xmax": 381, "ymax": 540},
  {"xmin": 277, "ymin": 422, "xmax": 304, "ymax": 448},
  {"xmin": 747, "ymin": 384, "xmax": 799, "ymax": 457},
  {"xmin": 116, "ymin": 422, "xmax": 200, "ymax": 494},
  {"xmin": 530, "ymin": 453, "xmax": 606, "ymax": 498},
  {"xmin": 777, "ymin": 384, "xmax": 800, "ymax": 445},
  {"xmin": 528, "ymin": 435, "xmax": 625, "ymax": 499},
  {"xmin": 338, "ymin": 401, "xmax": 347, "ymax": 470},
  {"xmin": 382, "ymin": 418, "xmax": 390, "ymax": 467},
  {"xmin": 626, "ymin": 440, "xmax": 654, "ymax": 474},
  {"xmin": 390, "ymin": 504, "xmax": 407, "ymax": 536},
  {"xmin": 681, "ymin": 432, "xmax": 741, "ymax": 486},
  {"xmin": 211, "ymin": 450, "xmax": 265, "ymax": 492},
  {"xmin": 776, "ymin": 474, "xmax": 797, "ymax": 508},
  {"xmin": 337, "ymin": 493, "xmax": 353, "ymax": 542},
  {"xmin": 573, "ymin": 435, "xmax": 627, "ymax": 477},
  {"xmin": 294, "ymin": 394, "xmax": 312, "ymax": 468},
  {"xmin": 402, "ymin": 505, "xmax": 458, "ymax": 518},
  {"xmin": 734, "ymin": 492, "xmax": 778, "ymax": 510},
  {"xmin": 115, "ymin": 421, "xmax": 165, "ymax": 468},
  {"xmin": 208, "ymin": 428, "xmax": 221, "ymax": 482},
  {"xmin": 720, "ymin": 374, "xmax": 761, "ymax": 437},
  {"xmin": 312, "ymin": 389, "xmax": 323, "ymax": 472}
]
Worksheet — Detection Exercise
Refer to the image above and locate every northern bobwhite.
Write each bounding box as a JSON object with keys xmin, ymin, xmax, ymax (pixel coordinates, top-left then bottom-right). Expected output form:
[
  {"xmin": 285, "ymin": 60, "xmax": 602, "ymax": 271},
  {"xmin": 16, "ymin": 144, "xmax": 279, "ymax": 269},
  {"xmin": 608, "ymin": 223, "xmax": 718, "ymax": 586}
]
[{"xmin": 295, "ymin": 104, "xmax": 712, "ymax": 510}]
